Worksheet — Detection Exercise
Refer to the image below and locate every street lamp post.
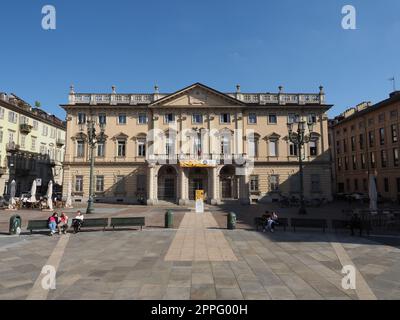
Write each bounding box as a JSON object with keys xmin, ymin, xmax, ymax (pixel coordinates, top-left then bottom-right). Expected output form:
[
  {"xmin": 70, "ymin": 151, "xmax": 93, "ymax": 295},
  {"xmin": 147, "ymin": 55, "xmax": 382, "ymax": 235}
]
[
  {"xmin": 86, "ymin": 120, "xmax": 105, "ymax": 214},
  {"xmin": 287, "ymin": 118, "xmax": 314, "ymax": 215}
]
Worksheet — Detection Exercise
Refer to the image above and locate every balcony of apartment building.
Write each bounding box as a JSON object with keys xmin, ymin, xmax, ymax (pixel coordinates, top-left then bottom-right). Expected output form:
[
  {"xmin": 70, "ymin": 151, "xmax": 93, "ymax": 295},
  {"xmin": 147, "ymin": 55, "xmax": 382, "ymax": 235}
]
[
  {"xmin": 56, "ymin": 138, "xmax": 66, "ymax": 147},
  {"xmin": 19, "ymin": 123, "xmax": 33, "ymax": 134},
  {"xmin": 6, "ymin": 142, "xmax": 20, "ymax": 153}
]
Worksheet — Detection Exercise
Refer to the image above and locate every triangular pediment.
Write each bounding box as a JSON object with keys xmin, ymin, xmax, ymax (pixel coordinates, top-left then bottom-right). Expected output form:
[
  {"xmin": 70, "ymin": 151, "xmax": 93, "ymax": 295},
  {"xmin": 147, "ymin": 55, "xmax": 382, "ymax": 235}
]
[{"xmin": 150, "ymin": 83, "xmax": 245, "ymax": 107}]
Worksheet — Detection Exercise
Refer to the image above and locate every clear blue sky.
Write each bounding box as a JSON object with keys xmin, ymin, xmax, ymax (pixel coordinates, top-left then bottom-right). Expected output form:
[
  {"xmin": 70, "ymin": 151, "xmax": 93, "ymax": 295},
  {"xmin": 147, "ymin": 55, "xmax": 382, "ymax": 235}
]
[{"xmin": 0, "ymin": 0, "xmax": 399, "ymax": 119}]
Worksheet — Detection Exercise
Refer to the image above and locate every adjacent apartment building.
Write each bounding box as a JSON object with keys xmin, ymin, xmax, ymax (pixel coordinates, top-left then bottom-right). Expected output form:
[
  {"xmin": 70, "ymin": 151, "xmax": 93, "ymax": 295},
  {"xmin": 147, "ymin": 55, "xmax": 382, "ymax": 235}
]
[
  {"xmin": 329, "ymin": 91, "xmax": 400, "ymax": 202},
  {"xmin": 0, "ymin": 93, "xmax": 66, "ymax": 196},
  {"xmin": 62, "ymin": 83, "xmax": 332, "ymax": 205}
]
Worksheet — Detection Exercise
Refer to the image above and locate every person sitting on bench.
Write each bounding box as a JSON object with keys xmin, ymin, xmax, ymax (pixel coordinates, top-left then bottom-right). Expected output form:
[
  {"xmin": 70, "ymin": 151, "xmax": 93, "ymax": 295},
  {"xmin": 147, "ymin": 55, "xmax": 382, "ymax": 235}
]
[
  {"xmin": 48, "ymin": 212, "xmax": 58, "ymax": 236},
  {"xmin": 72, "ymin": 211, "xmax": 84, "ymax": 233},
  {"xmin": 57, "ymin": 212, "xmax": 69, "ymax": 235}
]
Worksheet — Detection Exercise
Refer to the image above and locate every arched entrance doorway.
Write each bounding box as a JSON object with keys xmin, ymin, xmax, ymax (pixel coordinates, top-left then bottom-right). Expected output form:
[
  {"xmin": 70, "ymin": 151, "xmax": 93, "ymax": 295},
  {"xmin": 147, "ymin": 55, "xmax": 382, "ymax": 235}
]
[
  {"xmin": 220, "ymin": 165, "xmax": 238, "ymax": 200},
  {"xmin": 188, "ymin": 168, "xmax": 208, "ymax": 200},
  {"xmin": 157, "ymin": 165, "xmax": 177, "ymax": 202}
]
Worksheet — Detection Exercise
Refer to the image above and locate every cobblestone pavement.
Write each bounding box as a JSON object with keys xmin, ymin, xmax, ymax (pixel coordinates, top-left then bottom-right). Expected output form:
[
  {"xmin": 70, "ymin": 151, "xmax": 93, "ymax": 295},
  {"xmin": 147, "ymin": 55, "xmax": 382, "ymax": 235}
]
[{"xmin": 0, "ymin": 204, "xmax": 400, "ymax": 300}]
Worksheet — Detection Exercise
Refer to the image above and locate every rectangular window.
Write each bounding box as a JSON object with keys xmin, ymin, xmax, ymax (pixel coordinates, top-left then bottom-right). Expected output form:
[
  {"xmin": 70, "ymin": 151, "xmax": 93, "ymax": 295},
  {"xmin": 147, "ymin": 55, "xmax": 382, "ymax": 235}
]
[
  {"xmin": 311, "ymin": 174, "xmax": 321, "ymax": 193},
  {"xmin": 164, "ymin": 113, "xmax": 175, "ymax": 124},
  {"xmin": 138, "ymin": 113, "xmax": 148, "ymax": 124},
  {"xmin": 117, "ymin": 140, "xmax": 126, "ymax": 157},
  {"xmin": 20, "ymin": 115, "xmax": 28, "ymax": 124},
  {"xmin": 247, "ymin": 113, "xmax": 257, "ymax": 124},
  {"xmin": 336, "ymin": 140, "xmax": 341, "ymax": 154},
  {"xmin": 268, "ymin": 114, "xmax": 277, "ymax": 124},
  {"xmin": 381, "ymin": 150, "xmax": 388, "ymax": 168},
  {"xmin": 379, "ymin": 128, "xmax": 385, "ymax": 145},
  {"xmin": 269, "ymin": 175, "xmax": 279, "ymax": 192},
  {"xmin": 0, "ymin": 107, "xmax": 4, "ymax": 119},
  {"xmin": 118, "ymin": 114, "xmax": 127, "ymax": 124},
  {"xmin": 221, "ymin": 136, "xmax": 230, "ymax": 155},
  {"xmin": 354, "ymin": 179, "xmax": 359, "ymax": 191},
  {"xmin": 32, "ymin": 120, "xmax": 38, "ymax": 130},
  {"xmin": 352, "ymin": 155, "xmax": 357, "ymax": 170},
  {"xmin": 0, "ymin": 130, "xmax": 3, "ymax": 143},
  {"xmin": 359, "ymin": 134, "xmax": 364, "ymax": 150},
  {"xmin": 309, "ymin": 141, "xmax": 317, "ymax": 156},
  {"xmin": 192, "ymin": 114, "xmax": 203, "ymax": 124},
  {"xmin": 269, "ymin": 140, "xmax": 278, "ymax": 157},
  {"xmin": 96, "ymin": 176, "xmax": 104, "ymax": 192},
  {"xmin": 287, "ymin": 113, "xmax": 299, "ymax": 124},
  {"xmin": 8, "ymin": 111, "xmax": 17, "ymax": 123},
  {"xmin": 8, "ymin": 130, "xmax": 15, "ymax": 144},
  {"xmin": 361, "ymin": 154, "xmax": 366, "ymax": 169},
  {"xmin": 289, "ymin": 143, "xmax": 298, "ymax": 156},
  {"xmin": 378, "ymin": 113, "xmax": 385, "ymax": 123},
  {"xmin": 384, "ymin": 178, "xmax": 389, "ymax": 193},
  {"xmin": 31, "ymin": 137, "xmax": 37, "ymax": 151},
  {"xmin": 42, "ymin": 125, "xmax": 48, "ymax": 136},
  {"xmin": 346, "ymin": 179, "xmax": 350, "ymax": 192},
  {"xmin": 369, "ymin": 131, "xmax": 375, "ymax": 147},
  {"xmin": 390, "ymin": 110, "xmax": 398, "ymax": 119},
  {"xmin": 77, "ymin": 141, "xmax": 85, "ymax": 158},
  {"xmin": 393, "ymin": 148, "xmax": 399, "ymax": 167},
  {"xmin": 391, "ymin": 124, "xmax": 398, "ymax": 143},
  {"xmin": 250, "ymin": 176, "xmax": 259, "ymax": 192},
  {"xmin": 343, "ymin": 139, "xmax": 347, "ymax": 153},
  {"xmin": 308, "ymin": 114, "xmax": 317, "ymax": 124},
  {"xmin": 98, "ymin": 113, "xmax": 107, "ymax": 125},
  {"xmin": 77, "ymin": 113, "xmax": 86, "ymax": 124},
  {"xmin": 368, "ymin": 118, "xmax": 374, "ymax": 126},
  {"xmin": 50, "ymin": 128, "xmax": 56, "ymax": 139},
  {"xmin": 351, "ymin": 136, "xmax": 356, "ymax": 151},
  {"xmin": 97, "ymin": 142, "xmax": 105, "ymax": 157},
  {"xmin": 220, "ymin": 113, "xmax": 230, "ymax": 124},
  {"xmin": 20, "ymin": 135, "xmax": 26, "ymax": 149},
  {"xmin": 75, "ymin": 176, "xmax": 83, "ymax": 192},
  {"xmin": 370, "ymin": 152, "xmax": 376, "ymax": 168},
  {"xmin": 138, "ymin": 140, "xmax": 146, "ymax": 157},
  {"xmin": 344, "ymin": 157, "xmax": 349, "ymax": 170},
  {"xmin": 337, "ymin": 158, "xmax": 342, "ymax": 171}
]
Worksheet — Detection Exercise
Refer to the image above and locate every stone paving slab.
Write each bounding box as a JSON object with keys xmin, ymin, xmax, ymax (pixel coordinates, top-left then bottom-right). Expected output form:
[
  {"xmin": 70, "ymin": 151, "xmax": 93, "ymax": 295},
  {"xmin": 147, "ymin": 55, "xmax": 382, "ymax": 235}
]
[{"xmin": 0, "ymin": 205, "xmax": 400, "ymax": 300}]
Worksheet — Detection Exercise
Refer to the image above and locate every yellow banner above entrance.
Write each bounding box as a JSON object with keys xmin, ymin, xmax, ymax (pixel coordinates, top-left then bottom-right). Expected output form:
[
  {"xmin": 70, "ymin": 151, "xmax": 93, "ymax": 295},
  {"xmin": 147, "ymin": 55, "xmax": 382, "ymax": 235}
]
[{"xmin": 179, "ymin": 160, "xmax": 217, "ymax": 168}]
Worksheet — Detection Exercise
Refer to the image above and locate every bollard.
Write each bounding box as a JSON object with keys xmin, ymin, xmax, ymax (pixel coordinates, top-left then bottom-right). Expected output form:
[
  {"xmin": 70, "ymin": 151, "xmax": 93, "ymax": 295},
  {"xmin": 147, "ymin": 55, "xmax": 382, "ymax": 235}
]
[
  {"xmin": 165, "ymin": 210, "xmax": 174, "ymax": 228},
  {"xmin": 227, "ymin": 212, "xmax": 236, "ymax": 230}
]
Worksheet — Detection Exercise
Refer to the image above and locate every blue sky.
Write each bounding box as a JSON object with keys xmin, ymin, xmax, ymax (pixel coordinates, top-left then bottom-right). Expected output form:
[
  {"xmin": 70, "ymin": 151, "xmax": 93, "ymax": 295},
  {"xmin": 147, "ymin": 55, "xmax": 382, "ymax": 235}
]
[{"xmin": 0, "ymin": 0, "xmax": 399, "ymax": 119}]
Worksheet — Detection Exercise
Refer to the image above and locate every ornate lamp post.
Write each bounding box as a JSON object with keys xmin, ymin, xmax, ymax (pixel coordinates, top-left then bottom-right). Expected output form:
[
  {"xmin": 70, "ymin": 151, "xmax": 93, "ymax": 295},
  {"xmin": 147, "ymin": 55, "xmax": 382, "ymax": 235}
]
[
  {"xmin": 287, "ymin": 117, "xmax": 315, "ymax": 215},
  {"xmin": 86, "ymin": 119, "xmax": 105, "ymax": 214}
]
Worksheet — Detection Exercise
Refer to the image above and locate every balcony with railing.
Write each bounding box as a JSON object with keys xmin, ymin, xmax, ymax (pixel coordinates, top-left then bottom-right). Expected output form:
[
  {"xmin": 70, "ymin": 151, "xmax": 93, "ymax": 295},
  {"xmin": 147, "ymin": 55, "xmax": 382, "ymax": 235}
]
[
  {"xmin": 20, "ymin": 123, "xmax": 33, "ymax": 134},
  {"xmin": 56, "ymin": 138, "xmax": 66, "ymax": 147},
  {"xmin": 6, "ymin": 142, "xmax": 20, "ymax": 152}
]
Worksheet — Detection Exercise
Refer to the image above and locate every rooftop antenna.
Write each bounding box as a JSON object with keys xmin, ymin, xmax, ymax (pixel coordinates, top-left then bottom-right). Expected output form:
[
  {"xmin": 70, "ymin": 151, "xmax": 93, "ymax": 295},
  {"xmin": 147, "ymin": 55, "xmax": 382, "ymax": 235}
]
[{"xmin": 389, "ymin": 77, "xmax": 396, "ymax": 92}]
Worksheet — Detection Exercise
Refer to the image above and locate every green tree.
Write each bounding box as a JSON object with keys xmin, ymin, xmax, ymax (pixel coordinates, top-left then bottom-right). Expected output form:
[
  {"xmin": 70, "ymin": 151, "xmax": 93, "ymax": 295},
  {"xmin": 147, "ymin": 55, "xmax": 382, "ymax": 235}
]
[{"xmin": 34, "ymin": 101, "xmax": 41, "ymax": 108}]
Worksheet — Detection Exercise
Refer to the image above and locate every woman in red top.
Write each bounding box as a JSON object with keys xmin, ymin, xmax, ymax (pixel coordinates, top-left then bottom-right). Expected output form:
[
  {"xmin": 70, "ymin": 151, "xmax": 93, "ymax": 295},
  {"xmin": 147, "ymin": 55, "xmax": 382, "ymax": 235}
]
[{"xmin": 57, "ymin": 212, "xmax": 69, "ymax": 235}]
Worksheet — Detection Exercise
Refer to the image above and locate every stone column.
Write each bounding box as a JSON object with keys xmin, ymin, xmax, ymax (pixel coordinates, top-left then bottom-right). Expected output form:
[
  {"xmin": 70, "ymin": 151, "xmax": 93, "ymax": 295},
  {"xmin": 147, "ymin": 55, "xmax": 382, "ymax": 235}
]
[
  {"xmin": 210, "ymin": 166, "xmax": 219, "ymax": 205},
  {"xmin": 178, "ymin": 167, "xmax": 189, "ymax": 205},
  {"xmin": 239, "ymin": 167, "xmax": 250, "ymax": 205},
  {"xmin": 146, "ymin": 164, "xmax": 158, "ymax": 205}
]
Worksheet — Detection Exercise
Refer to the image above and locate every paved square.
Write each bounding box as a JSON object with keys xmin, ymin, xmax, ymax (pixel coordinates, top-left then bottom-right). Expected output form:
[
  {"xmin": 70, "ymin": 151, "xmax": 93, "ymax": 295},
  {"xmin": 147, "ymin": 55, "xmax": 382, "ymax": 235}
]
[{"xmin": 0, "ymin": 204, "xmax": 400, "ymax": 300}]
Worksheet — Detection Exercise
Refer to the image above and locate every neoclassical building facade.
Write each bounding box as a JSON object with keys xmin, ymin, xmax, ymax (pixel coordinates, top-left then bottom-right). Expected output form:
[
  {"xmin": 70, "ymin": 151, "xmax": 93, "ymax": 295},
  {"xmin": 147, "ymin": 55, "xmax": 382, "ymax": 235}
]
[{"xmin": 62, "ymin": 83, "xmax": 333, "ymax": 205}]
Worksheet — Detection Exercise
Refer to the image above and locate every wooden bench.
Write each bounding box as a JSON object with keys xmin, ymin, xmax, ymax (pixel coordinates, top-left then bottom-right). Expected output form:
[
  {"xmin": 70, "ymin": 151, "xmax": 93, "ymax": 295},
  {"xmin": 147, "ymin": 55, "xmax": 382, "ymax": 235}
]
[
  {"xmin": 254, "ymin": 217, "xmax": 288, "ymax": 231},
  {"xmin": 110, "ymin": 217, "xmax": 145, "ymax": 230},
  {"xmin": 291, "ymin": 218, "xmax": 327, "ymax": 233},
  {"xmin": 27, "ymin": 220, "xmax": 49, "ymax": 234},
  {"xmin": 80, "ymin": 218, "xmax": 109, "ymax": 231}
]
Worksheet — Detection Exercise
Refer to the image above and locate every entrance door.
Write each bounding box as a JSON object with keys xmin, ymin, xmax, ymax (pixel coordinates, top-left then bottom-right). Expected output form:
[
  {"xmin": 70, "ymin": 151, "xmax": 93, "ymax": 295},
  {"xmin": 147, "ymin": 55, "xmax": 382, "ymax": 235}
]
[
  {"xmin": 190, "ymin": 179, "xmax": 203, "ymax": 200},
  {"xmin": 221, "ymin": 178, "xmax": 232, "ymax": 199},
  {"xmin": 163, "ymin": 178, "xmax": 175, "ymax": 199}
]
